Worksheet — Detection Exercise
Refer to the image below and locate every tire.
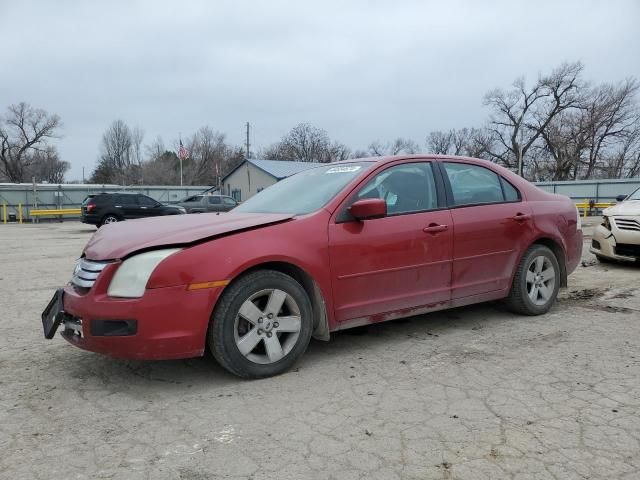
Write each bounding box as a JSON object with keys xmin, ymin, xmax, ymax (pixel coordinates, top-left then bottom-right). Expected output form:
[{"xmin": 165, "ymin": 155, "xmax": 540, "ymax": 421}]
[
  {"xmin": 506, "ymin": 245, "xmax": 560, "ymax": 316},
  {"xmin": 208, "ymin": 270, "xmax": 313, "ymax": 378},
  {"xmin": 100, "ymin": 214, "xmax": 120, "ymax": 227}
]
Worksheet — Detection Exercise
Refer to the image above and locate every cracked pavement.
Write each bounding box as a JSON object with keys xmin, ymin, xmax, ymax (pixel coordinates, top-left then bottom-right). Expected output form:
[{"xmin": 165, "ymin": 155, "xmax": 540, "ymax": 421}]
[{"xmin": 0, "ymin": 220, "xmax": 639, "ymax": 479}]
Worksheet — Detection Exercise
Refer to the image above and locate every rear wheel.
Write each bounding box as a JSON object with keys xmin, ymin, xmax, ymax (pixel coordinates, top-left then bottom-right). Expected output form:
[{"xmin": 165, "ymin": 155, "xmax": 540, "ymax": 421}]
[
  {"xmin": 209, "ymin": 270, "xmax": 313, "ymax": 378},
  {"xmin": 100, "ymin": 214, "xmax": 120, "ymax": 226},
  {"xmin": 506, "ymin": 245, "xmax": 560, "ymax": 315}
]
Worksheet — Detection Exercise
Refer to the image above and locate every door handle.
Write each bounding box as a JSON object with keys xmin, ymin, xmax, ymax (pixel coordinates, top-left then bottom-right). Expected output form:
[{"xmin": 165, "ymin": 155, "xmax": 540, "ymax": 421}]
[
  {"xmin": 511, "ymin": 213, "xmax": 531, "ymax": 222},
  {"xmin": 423, "ymin": 224, "xmax": 448, "ymax": 234}
]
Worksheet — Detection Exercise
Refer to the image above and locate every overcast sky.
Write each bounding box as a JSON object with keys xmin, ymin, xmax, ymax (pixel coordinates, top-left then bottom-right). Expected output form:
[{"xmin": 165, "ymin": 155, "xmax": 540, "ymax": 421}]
[{"xmin": 2, "ymin": 0, "xmax": 639, "ymax": 181}]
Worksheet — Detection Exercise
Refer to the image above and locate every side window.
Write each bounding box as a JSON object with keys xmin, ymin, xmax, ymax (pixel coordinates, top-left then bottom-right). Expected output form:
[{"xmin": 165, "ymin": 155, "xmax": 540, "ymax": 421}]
[
  {"xmin": 184, "ymin": 196, "xmax": 199, "ymax": 203},
  {"xmin": 208, "ymin": 196, "xmax": 222, "ymax": 204},
  {"xmin": 222, "ymin": 197, "xmax": 237, "ymax": 206},
  {"xmin": 117, "ymin": 195, "xmax": 136, "ymax": 205},
  {"xmin": 355, "ymin": 162, "xmax": 438, "ymax": 215},
  {"xmin": 137, "ymin": 195, "xmax": 157, "ymax": 207},
  {"xmin": 501, "ymin": 178, "xmax": 520, "ymax": 202},
  {"xmin": 443, "ymin": 162, "xmax": 505, "ymax": 206}
]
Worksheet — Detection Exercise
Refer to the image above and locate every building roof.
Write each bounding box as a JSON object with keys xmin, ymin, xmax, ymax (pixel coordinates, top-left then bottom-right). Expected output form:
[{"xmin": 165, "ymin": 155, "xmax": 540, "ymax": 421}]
[{"xmin": 222, "ymin": 159, "xmax": 320, "ymax": 182}]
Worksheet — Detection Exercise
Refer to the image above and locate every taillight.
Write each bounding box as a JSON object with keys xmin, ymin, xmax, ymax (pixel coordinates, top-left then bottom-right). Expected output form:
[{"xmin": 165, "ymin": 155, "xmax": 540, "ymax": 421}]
[{"xmin": 86, "ymin": 203, "xmax": 96, "ymax": 213}]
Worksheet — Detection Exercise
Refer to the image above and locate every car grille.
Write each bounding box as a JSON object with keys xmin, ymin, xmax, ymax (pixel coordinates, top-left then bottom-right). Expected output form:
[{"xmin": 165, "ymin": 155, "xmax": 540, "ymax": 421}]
[
  {"xmin": 614, "ymin": 243, "xmax": 640, "ymax": 258},
  {"xmin": 613, "ymin": 218, "xmax": 640, "ymax": 231},
  {"xmin": 71, "ymin": 258, "xmax": 110, "ymax": 288}
]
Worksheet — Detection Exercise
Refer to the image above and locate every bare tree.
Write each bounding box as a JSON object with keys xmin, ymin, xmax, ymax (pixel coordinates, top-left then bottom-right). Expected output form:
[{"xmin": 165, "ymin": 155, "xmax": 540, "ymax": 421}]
[
  {"xmin": 92, "ymin": 120, "xmax": 138, "ymax": 184},
  {"xmin": 484, "ymin": 62, "xmax": 585, "ymax": 177},
  {"xmin": 184, "ymin": 127, "xmax": 229, "ymax": 185},
  {"xmin": 536, "ymin": 78, "xmax": 639, "ymax": 180},
  {"xmin": 367, "ymin": 138, "xmax": 419, "ymax": 156},
  {"xmin": 0, "ymin": 102, "xmax": 62, "ymax": 182},
  {"xmin": 264, "ymin": 123, "xmax": 350, "ymax": 163},
  {"xmin": 427, "ymin": 128, "xmax": 495, "ymax": 159},
  {"xmin": 26, "ymin": 146, "xmax": 70, "ymax": 183},
  {"xmin": 427, "ymin": 131, "xmax": 453, "ymax": 154},
  {"xmin": 132, "ymin": 126, "xmax": 145, "ymax": 166}
]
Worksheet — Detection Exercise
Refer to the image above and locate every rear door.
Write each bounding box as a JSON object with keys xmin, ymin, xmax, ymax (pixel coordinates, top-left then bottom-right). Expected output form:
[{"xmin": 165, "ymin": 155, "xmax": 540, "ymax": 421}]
[
  {"xmin": 440, "ymin": 161, "xmax": 535, "ymax": 299},
  {"xmin": 328, "ymin": 161, "xmax": 453, "ymax": 323}
]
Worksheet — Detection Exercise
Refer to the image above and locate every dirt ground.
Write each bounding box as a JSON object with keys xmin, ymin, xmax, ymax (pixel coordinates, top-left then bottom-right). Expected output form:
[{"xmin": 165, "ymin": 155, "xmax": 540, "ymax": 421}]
[{"xmin": 0, "ymin": 219, "xmax": 639, "ymax": 480}]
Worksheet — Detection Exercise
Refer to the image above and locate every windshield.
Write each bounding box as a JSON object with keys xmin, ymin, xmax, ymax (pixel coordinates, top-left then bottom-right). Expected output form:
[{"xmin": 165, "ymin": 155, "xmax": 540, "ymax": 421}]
[
  {"xmin": 234, "ymin": 162, "xmax": 372, "ymax": 215},
  {"xmin": 627, "ymin": 188, "xmax": 640, "ymax": 201}
]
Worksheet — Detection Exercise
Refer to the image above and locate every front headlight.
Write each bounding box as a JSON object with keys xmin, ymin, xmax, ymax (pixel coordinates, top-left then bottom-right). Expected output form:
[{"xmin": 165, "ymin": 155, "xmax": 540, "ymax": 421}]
[
  {"xmin": 107, "ymin": 248, "xmax": 182, "ymax": 298},
  {"xmin": 602, "ymin": 216, "xmax": 611, "ymax": 231}
]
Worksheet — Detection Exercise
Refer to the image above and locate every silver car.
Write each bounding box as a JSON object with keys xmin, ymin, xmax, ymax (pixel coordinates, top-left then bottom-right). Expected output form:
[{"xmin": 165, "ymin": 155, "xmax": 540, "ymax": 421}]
[{"xmin": 176, "ymin": 194, "xmax": 238, "ymax": 214}]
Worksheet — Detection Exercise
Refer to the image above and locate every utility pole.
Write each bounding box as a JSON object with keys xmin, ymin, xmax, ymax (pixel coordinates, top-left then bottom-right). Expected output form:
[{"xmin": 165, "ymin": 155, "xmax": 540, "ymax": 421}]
[
  {"xmin": 32, "ymin": 176, "xmax": 38, "ymax": 224},
  {"xmin": 518, "ymin": 143, "xmax": 523, "ymax": 178},
  {"xmin": 245, "ymin": 122, "xmax": 251, "ymax": 159},
  {"xmin": 179, "ymin": 132, "xmax": 183, "ymax": 186},
  {"xmin": 517, "ymin": 128, "xmax": 524, "ymax": 179}
]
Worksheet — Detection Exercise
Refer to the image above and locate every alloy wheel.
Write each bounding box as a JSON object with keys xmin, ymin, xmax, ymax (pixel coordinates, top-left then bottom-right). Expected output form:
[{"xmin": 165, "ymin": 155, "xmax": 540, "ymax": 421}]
[
  {"xmin": 526, "ymin": 255, "xmax": 556, "ymax": 306},
  {"xmin": 233, "ymin": 288, "xmax": 302, "ymax": 364}
]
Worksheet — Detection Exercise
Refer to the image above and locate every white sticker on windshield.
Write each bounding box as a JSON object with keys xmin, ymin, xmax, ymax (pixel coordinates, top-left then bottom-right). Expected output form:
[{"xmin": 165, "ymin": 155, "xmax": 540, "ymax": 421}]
[{"xmin": 326, "ymin": 166, "xmax": 362, "ymax": 174}]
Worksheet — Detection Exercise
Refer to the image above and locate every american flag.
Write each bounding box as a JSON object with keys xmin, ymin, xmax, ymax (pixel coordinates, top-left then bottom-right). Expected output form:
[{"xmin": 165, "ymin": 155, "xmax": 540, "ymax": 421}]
[{"xmin": 178, "ymin": 140, "xmax": 189, "ymax": 160}]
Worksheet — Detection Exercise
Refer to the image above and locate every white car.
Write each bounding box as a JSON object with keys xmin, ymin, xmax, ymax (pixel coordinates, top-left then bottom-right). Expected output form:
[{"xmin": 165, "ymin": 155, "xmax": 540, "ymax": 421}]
[{"xmin": 591, "ymin": 188, "xmax": 640, "ymax": 262}]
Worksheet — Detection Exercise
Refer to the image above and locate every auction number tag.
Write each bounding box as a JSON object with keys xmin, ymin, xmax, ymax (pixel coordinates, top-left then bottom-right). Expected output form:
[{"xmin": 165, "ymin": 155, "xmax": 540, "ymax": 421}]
[{"xmin": 325, "ymin": 166, "xmax": 361, "ymax": 174}]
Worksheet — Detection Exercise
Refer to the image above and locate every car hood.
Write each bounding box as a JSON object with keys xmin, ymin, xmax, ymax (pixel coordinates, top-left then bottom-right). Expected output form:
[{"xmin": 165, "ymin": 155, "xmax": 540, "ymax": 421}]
[
  {"xmin": 83, "ymin": 212, "xmax": 295, "ymax": 260},
  {"xmin": 604, "ymin": 200, "xmax": 640, "ymax": 217}
]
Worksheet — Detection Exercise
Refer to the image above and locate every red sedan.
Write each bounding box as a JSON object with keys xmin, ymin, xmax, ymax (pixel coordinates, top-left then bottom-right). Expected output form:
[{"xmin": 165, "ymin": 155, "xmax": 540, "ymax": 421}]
[{"xmin": 42, "ymin": 156, "xmax": 583, "ymax": 378}]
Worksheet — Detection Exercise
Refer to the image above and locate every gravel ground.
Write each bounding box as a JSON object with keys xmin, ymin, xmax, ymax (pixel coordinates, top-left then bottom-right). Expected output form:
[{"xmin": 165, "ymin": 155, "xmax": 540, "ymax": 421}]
[{"xmin": 0, "ymin": 219, "xmax": 639, "ymax": 480}]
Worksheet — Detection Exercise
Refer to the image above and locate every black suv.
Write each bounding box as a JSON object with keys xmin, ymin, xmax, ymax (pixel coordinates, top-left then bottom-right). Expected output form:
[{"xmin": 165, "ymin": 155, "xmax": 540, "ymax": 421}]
[{"xmin": 81, "ymin": 193, "xmax": 186, "ymax": 227}]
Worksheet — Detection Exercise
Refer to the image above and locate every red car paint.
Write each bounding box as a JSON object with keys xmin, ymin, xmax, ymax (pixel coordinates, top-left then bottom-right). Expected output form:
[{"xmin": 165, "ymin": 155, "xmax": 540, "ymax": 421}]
[{"xmin": 60, "ymin": 156, "xmax": 583, "ymax": 360}]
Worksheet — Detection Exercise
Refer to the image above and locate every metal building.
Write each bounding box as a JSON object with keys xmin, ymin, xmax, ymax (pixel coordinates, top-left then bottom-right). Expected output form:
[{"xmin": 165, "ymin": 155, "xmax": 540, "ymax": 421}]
[{"xmin": 221, "ymin": 159, "xmax": 319, "ymax": 201}]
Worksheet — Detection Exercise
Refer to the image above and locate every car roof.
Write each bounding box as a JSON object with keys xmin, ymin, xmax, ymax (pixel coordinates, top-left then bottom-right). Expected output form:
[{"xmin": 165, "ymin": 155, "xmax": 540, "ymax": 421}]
[
  {"xmin": 334, "ymin": 154, "xmax": 496, "ymax": 164},
  {"xmin": 94, "ymin": 191, "xmax": 140, "ymax": 195}
]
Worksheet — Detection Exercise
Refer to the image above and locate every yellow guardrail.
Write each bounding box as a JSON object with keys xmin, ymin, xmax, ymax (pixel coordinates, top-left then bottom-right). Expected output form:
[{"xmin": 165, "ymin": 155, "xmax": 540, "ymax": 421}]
[
  {"xmin": 30, "ymin": 208, "xmax": 81, "ymax": 216},
  {"xmin": 2, "ymin": 205, "xmax": 80, "ymax": 223},
  {"xmin": 575, "ymin": 200, "xmax": 615, "ymax": 218}
]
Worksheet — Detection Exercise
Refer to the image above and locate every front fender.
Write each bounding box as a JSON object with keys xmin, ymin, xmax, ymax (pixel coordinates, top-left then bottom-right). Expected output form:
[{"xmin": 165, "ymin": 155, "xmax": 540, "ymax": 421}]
[{"xmin": 146, "ymin": 210, "xmax": 337, "ymax": 329}]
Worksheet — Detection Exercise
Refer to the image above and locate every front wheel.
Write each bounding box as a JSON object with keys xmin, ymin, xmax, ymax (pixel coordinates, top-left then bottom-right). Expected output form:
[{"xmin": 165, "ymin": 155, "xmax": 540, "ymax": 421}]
[
  {"xmin": 506, "ymin": 245, "xmax": 560, "ymax": 315},
  {"xmin": 208, "ymin": 270, "xmax": 313, "ymax": 378}
]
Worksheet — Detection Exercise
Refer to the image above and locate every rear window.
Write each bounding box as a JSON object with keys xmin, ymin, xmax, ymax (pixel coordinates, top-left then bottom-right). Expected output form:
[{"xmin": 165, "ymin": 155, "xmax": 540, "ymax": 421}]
[
  {"xmin": 501, "ymin": 178, "xmax": 520, "ymax": 202},
  {"xmin": 443, "ymin": 162, "xmax": 518, "ymax": 206}
]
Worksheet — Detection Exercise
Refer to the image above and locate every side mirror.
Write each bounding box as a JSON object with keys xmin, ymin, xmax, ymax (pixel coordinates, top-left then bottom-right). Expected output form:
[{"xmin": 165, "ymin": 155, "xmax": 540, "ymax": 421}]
[
  {"xmin": 349, "ymin": 198, "xmax": 387, "ymax": 221},
  {"xmin": 616, "ymin": 194, "xmax": 627, "ymax": 202}
]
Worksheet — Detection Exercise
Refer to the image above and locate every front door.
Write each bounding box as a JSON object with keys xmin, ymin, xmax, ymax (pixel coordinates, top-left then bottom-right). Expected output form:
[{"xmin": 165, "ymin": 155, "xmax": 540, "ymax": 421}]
[
  {"xmin": 117, "ymin": 194, "xmax": 140, "ymax": 219},
  {"xmin": 136, "ymin": 194, "xmax": 160, "ymax": 218},
  {"xmin": 328, "ymin": 161, "xmax": 453, "ymax": 323},
  {"xmin": 441, "ymin": 161, "xmax": 536, "ymax": 299}
]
